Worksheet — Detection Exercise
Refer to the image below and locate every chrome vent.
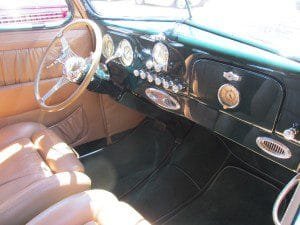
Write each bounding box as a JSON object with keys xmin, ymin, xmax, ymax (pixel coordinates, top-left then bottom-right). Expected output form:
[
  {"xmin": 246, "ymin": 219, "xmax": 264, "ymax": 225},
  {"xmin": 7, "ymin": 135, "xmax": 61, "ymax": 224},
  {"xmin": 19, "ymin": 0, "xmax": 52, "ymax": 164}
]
[{"xmin": 256, "ymin": 137, "xmax": 291, "ymax": 159}]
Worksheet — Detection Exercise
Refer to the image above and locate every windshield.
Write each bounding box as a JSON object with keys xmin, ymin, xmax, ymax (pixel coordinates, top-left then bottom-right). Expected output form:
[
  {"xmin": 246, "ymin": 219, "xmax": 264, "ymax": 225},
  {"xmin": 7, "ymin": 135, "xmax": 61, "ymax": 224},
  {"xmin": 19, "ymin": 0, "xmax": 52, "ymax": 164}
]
[
  {"xmin": 90, "ymin": 0, "xmax": 300, "ymax": 60},
  {"xmin": 90, "ymin": 0, "xmax": 190, "ymax": 20},
  {"xmin": 191, "ymin": 0, "xmax": 300, "ymax": 61}
]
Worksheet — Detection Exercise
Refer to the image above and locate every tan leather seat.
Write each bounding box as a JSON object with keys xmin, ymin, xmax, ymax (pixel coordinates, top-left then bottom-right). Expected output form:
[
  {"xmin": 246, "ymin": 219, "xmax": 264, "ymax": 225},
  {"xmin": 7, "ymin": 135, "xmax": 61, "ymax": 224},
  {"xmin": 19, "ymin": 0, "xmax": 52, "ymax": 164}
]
[
  {"xmin": 27, "ymin": 190, "xmax": 151, "ymax": 225},
  {"xmin": 0, "ymin": 122, "xmax": 91, "ymax": 225}
]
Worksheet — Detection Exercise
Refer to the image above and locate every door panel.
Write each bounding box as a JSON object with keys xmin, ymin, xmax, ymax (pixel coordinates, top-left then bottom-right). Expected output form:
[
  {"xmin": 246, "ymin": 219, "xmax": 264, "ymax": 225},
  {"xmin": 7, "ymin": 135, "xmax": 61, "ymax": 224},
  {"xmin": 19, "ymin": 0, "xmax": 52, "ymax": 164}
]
[
  {"xmin": 0, "ymin": 5, "xmax": 144, "ymax": 148},
  {"xmin": 0, "ymin": 84, "xmax": 106, "ymax": 146}
]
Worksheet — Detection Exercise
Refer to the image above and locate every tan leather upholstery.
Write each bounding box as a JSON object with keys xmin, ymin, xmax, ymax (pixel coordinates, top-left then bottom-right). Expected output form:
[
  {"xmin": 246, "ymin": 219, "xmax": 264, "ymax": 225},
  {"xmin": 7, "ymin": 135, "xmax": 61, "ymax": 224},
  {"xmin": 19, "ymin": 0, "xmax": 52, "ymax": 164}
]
[
  {"xmin": 27, "ymin": 190, "xmax": 151, "ymax": 225},
  {"xmin": 32, "ymin": 129, "xmax": 84, "ymax": 173},
  {"xmin": 0, "ymin": 122, "xmax": 91, "ymax": 225},
  {"xmin": 0, "ymin": 0, "xmax": 145, "ymax": 148}
]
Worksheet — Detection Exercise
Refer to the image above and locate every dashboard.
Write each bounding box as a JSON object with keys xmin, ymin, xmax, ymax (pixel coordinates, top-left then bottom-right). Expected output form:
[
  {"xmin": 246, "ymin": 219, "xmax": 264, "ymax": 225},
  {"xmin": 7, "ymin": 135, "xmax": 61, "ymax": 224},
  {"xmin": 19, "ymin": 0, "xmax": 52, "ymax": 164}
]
[{"xmin": 88, "ymin": 24, "xmax": 300, "ymax": 172}]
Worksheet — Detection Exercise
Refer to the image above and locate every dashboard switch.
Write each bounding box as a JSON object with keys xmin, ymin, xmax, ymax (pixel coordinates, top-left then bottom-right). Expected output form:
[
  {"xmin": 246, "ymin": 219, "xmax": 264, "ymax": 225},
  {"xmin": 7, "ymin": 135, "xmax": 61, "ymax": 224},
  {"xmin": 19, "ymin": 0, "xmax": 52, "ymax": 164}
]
[
  {"xmin": 172, "ymin": 84, "xmax": 183, "ymax": 93},
  {"xmin": 147, "ymin": 73, "xmax": 154, "ymax": 83},
  {"xmin": 140, "ymin": 70, "xmax": 146, "ymax": 79},
  {"xmin": 133, "ymin": 70, "xmax": 140, "ymax": 77},
  {"xmin": 162, "ymin": 79, "xmax": 172, "ymax": 89},
  {"xmin": 154, "ymin": 77, "xmax": 162, "ymax": 86},
  {"xmin": 283, "ymin": 127, "xmax": 299, "ymax": 141}
]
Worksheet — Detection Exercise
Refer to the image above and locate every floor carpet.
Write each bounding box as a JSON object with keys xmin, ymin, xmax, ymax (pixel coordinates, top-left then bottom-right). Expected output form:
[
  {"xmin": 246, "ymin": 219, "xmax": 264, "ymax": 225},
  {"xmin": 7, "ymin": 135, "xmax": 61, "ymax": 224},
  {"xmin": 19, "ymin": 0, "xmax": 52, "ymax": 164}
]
[
  {"xmin": 81, "ymin": 120, "xmax": 175, "ymax": 197},
  {"xmin": 163, "ymin": 166, "xmax": 280, "ymax": 225},
  {"xmin": 121, "ymin": 125, "xmax": 230, "ymax": 223},
  {"xmin": 81, "ymin": 120, "xmax": 283, "ymax": 225}
]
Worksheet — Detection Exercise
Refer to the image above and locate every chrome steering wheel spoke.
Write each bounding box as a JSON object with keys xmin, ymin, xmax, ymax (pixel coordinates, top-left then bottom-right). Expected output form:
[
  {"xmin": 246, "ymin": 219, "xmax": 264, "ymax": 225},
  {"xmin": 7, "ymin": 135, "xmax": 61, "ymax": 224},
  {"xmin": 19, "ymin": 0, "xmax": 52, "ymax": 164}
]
[
  {"xmin": 41, "ymin": 77, "xmax": 69, "ymax": 104},
  {"xmin": 46, "ymin": 36, "xmax": 79, "ymax": 69}
]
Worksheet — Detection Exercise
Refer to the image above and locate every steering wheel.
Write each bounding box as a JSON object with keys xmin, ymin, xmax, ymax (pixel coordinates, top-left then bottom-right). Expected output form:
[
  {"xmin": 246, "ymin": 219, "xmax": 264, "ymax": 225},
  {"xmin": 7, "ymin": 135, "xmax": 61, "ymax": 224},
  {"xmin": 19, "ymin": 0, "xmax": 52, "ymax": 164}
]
[{"xmin": 34, "ymin": 19, "xmax": 102, "ymax": 112}]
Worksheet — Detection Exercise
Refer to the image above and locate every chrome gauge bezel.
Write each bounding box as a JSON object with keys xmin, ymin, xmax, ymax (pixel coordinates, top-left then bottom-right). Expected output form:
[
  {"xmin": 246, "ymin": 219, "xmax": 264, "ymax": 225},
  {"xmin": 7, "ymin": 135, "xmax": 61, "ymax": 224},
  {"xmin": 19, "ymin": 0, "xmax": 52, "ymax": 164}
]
[
  {"xmin": 217, "ymin": 84, "xmax": 240, "ymax": 109},
  {"xmin": 152, "ymin": 42, "xmax": 169, "ymax": 72},
  {"xmin": 102, "ymin": 34, "xmax": 115, "ymax": 59},
  {"xmin": 119, "ymin": 39, "xmax": 134, "ymax": 67}
]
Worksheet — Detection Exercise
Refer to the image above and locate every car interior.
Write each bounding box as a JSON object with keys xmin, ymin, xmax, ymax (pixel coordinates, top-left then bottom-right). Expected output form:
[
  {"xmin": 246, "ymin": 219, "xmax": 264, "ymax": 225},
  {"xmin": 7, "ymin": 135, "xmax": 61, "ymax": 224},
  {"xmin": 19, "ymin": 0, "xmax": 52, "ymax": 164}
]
[{"xmin": 0, "ymin": 0, "xmax": 299, "ymax": 224}]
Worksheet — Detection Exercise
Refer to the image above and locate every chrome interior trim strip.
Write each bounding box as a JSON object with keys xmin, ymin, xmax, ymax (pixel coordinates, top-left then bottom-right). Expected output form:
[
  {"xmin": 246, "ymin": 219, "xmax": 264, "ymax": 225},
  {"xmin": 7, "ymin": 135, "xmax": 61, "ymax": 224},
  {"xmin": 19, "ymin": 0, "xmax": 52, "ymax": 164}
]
[{"xmin": 79, "ymin": 148, "xmax": 105, "ymax": 159}]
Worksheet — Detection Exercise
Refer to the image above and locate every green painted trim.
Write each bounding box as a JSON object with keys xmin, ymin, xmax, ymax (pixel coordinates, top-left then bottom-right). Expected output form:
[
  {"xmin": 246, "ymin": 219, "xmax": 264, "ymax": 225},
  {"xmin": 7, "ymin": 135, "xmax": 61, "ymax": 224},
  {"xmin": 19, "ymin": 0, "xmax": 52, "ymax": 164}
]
[{"xmin": 185, "ymin": 20, "xmax": 280, "ymax": 56}]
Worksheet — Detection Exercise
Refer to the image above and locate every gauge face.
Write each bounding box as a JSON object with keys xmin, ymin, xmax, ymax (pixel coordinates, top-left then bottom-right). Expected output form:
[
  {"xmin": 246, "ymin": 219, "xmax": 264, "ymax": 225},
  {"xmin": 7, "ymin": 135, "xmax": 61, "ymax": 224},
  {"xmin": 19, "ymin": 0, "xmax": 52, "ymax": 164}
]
[
  {"xmin": 102, "ymin": 34, "xmax": 115, "ymax": 59},
  {"xmin": 218, "ymin": 84, "xmax": 240, "ymax": 109},
  {"xmin": 119, "ymin": 39, "xmax": 134, "ymax": 67},
  {"xmin": 152, "ymin": 42, "xmax": 169, "ymax": 71}
]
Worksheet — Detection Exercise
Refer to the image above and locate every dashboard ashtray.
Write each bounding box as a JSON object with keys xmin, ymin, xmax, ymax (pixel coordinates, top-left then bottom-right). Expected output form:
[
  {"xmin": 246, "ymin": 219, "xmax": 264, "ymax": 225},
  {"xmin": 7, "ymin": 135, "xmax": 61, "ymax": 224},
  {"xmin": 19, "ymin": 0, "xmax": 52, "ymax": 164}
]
[{"xmin": 145, "ymin": 88, "xmax": 180, "ymax": 111}]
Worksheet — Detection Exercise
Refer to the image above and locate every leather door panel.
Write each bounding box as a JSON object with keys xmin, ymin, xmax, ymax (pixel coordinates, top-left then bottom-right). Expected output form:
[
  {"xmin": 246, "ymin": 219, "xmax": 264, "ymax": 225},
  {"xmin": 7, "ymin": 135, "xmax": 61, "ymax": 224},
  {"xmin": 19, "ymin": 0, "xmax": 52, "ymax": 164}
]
[{"xmin": 0, "ymin": 3, "xmax": 144, "ymax": 148}]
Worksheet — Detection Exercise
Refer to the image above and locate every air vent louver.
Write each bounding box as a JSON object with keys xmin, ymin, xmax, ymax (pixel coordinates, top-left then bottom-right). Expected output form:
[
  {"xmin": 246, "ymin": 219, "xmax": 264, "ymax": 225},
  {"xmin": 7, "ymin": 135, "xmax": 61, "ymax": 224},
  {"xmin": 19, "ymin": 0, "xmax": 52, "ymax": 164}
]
[{"xmin": 256, "ymin": 137, "xmax": 291, "ymax": 159}]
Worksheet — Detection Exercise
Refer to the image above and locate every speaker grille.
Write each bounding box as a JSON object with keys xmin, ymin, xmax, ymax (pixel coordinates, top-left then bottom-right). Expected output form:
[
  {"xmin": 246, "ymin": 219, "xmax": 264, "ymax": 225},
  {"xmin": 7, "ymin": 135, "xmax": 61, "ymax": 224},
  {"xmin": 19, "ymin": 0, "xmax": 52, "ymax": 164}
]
[{"xmin": 256, "ymin": 137, "xmax": 291, "ymax": 159}]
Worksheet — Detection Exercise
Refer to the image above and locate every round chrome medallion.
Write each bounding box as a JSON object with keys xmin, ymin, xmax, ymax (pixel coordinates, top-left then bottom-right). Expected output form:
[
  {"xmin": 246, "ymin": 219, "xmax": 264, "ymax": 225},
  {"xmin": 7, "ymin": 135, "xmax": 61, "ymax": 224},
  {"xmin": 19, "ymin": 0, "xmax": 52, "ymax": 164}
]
[
  {"xmin": 64, "ymin": 57, "xmax": 86, "ymax": 82},
  {"xmin": 217, "ymin": 84, "xmax": 240, "ymax": 109}
]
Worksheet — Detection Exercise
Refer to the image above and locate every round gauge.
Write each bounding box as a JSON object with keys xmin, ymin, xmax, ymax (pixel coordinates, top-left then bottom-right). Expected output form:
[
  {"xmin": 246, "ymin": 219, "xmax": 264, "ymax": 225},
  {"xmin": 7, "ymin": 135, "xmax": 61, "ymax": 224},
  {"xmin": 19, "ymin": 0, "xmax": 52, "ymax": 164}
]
[
  {"xmin": 217, "ymin": 84, "xmax": 240, "ymax": 109},
  {"xmin": 152, "ymin": 42, "xmax": 169, "ymax": 71},
  {"xmin": 119, "ymin": 39, "xmax": 134, "ymax": 67},
  {"xmin": 102, "ymin": 34, "xmax": 115, "ymax": 59}
]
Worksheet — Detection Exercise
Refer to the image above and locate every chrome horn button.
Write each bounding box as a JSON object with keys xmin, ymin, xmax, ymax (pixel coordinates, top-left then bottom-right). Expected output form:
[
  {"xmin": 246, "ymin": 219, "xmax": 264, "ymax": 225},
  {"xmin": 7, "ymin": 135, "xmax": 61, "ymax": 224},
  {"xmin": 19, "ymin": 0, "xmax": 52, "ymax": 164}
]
[{"xmin": 64, "ymin": 56, "xmax": 87, "ymax": 82}]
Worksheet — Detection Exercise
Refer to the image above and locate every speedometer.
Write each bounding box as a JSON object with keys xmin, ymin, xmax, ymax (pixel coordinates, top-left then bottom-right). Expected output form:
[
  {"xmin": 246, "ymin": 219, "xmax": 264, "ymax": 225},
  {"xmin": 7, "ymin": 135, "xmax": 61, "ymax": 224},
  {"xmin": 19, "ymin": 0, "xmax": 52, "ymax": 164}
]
[
  {"xmin": 119, "ymin": 39, "xmax": 134, "ymax": 67},
  {"xmin": 152, "ymin": 42, "xmax": 169, "ymax": 71},
  {"xmin": 102, "ymin": 34, "xmax": 115, "ymax": 59}
]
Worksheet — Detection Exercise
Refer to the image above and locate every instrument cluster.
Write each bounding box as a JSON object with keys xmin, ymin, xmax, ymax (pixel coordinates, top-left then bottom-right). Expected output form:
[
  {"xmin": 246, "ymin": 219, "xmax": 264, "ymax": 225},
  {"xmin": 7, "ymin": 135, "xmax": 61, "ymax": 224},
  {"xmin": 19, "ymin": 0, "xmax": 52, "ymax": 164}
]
[
  {"xmin": 101, "ymin": 32, "xmax": 186, "ymax": 94},
  {"xmin": 102, "ymin": 33, "xmax": 170, "ymax": 70},
  {"xmin": 102, "ymin": 34, "xmax": 134, "ymax": 67}
]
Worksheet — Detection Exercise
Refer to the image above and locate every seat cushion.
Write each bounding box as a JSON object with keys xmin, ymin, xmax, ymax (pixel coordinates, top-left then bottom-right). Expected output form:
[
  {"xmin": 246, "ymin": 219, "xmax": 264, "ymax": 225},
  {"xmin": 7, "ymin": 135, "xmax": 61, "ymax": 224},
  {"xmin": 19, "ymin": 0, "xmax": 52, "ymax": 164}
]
[
  {"xmin": 32, "ymin": 129, "xmax": 84, "ymax": 173},
  {"xmin": 0, "ymin": 172, "xmax": 91, "ymax": 225},
  {"xmin": 0, "ymin": 122, "xmax": 46, "ymax": 149},
  {"xmin": 0, "ymin": 138, "xmax": 52, "ymax": 204},
  {"xmin": 0, "ymin": 122, "xmax": 91, "ymax": 225},
  {"xmin": 27, "ymin": 190, "xmax": 151, "ymax": 225}
]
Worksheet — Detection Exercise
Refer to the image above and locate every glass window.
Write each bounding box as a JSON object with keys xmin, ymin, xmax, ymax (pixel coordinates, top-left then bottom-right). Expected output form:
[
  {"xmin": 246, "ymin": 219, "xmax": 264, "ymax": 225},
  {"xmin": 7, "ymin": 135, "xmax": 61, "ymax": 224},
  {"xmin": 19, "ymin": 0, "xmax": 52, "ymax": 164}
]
[
  {"xmin": 190, "ymin": 0, "xmax": 300, "ymax": 60},
  {"xmin": 90, "ymin": 0, "xmax": 190, "ymax": 20},
  {"xmin": 0, "ymin": 0, "xmax": 72, "ymax": 30}
]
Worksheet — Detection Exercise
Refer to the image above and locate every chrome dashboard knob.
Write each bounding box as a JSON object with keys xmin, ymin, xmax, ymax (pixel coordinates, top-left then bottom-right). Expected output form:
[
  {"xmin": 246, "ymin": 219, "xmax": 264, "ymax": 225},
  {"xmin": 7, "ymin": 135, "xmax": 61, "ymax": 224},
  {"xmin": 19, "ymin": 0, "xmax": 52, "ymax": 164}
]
[
  {"xmin": 147, "ymin": 73, "xmax": 154, "ymax": 83},
  {"xmin": 162, "ymin": 79, "xmax": 172, "ymax": 89},
  {"xmin": 140, "ymin": 70, "xmax": 146, "ymax": 79},
  {"xmin": 133, "ymin": 70, "xmax": 140, "ymax": 77},
  {"xmin": 154, "ymin": 77, "xmax": 162, "ymax": 86},
  {"xmin": 283, "ymin": 127, "xmax": 299, "ymax": 141},
  {"xmin": 172, "ymin": 84, "xmax": 183, "ymax": 93}
]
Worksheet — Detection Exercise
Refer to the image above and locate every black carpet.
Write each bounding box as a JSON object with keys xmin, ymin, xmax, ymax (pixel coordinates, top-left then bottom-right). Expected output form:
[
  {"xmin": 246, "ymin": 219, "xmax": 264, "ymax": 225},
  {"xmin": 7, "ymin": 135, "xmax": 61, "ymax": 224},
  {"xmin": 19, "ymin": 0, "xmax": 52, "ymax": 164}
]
[
  {"xmin": 171, "ymin": 125, "xmax": 230, "ymax": 189},
  {"xmin": 81, "ymin": 120, "xmax": 175, "ymax": 197},
  {"xmin": 81, "ymin": 120, "xmax": 282, "ymax": 225},
  {"xmin": 122, "ymin": 164, "xmax": 200, "ymax": 222},
  {"xmin": 163, "ymin": 167, "xmax": 280, "ymax": 225},
  {"xmin": 122, "ymin": 125, "xmax": 230, "ymax": 223}
]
